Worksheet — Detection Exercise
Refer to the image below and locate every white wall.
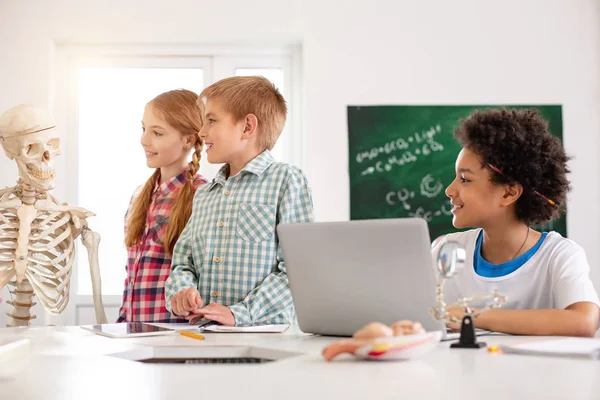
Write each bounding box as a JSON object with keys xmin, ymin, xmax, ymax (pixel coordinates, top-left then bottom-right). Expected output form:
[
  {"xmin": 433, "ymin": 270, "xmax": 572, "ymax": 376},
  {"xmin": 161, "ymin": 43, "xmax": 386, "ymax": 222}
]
[{"xmin": 1, "ymin": 0, "xmax": 599, "ymax": 325}]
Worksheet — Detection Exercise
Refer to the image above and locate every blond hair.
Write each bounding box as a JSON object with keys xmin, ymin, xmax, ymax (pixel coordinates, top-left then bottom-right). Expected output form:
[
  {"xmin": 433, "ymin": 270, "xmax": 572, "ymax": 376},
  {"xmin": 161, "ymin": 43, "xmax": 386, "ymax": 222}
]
[
  {"xmin": 125, "ymin": 89, "xmax": 203, "ymax": 255},
  {"xmin": 199, "ymin": 76, "xmax": 287, "ymax": 151}
]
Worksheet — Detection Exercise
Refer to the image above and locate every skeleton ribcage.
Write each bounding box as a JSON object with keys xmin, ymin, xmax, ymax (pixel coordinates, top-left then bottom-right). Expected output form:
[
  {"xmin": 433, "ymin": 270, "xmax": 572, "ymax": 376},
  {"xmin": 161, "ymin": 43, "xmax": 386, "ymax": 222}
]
[{"xmin": 0, "ymin": 208, "xmax": 74, "ymax": 314}]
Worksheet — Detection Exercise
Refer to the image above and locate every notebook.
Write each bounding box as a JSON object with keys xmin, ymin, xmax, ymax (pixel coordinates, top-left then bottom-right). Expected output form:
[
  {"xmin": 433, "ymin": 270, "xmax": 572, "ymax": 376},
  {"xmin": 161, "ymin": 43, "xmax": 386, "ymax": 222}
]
[
  {"xmin": 499, "ymin": 338, "xmax": 600, "ymax": 360},
  {"xmin": 149, "ymin": 323, "xmax": 289, "ymax": 333},
  {"xmin": 201, "ymin": 324, "xmax": 289, "ymax": 333}
]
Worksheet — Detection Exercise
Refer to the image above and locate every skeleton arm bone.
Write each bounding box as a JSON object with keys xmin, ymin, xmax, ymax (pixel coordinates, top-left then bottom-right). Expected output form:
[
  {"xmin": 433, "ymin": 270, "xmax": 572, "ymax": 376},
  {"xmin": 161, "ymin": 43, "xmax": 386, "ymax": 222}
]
[{"xmin": 80, "ymin": 223, "xmax": 107, "ymax": 324}]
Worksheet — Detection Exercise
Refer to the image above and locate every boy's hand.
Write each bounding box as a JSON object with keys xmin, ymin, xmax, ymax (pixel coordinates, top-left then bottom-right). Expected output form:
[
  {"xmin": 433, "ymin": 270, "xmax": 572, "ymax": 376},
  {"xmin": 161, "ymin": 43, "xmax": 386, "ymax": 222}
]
[
  {"xmin": 171, "ymin": 288, "xmax": 203, "ymax": 317},
  {"xmin": 445, "ymin": 306, "xmax": 481, "ymax": 330},
  {"xmin": 185, "ymin": 303, "xmax": 236, "ymax": 326}
]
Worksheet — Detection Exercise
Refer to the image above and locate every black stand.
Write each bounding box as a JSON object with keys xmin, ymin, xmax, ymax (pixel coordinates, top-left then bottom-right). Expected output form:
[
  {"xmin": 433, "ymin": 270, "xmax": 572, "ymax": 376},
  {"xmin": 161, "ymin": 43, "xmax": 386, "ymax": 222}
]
[{"xmin": 450, "ymin": 315, "xmax": 486, "ymax": 349}]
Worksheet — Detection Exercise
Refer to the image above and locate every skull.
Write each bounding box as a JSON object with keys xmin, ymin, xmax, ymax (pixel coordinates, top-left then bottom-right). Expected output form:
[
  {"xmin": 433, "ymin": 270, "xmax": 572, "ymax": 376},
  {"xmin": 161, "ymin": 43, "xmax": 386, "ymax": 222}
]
[{"xmin": 0, "ymin": 105, "xmax": 60, "ymax": 191}]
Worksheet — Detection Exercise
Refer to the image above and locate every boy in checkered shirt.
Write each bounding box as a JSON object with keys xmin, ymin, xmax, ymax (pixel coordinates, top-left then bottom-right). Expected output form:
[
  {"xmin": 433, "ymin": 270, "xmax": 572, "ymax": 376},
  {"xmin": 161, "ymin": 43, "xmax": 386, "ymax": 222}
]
[{"xmin": 165, "ymin": 76, "xmax": 313, "ymax": 326}]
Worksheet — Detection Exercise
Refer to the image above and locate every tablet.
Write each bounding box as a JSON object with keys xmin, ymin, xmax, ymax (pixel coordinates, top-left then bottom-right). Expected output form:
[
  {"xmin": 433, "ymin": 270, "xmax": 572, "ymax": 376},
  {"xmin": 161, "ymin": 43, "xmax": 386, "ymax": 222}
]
[{"xmin": 80, "ymin": 323, "xmax": 176, "ymax": 338}]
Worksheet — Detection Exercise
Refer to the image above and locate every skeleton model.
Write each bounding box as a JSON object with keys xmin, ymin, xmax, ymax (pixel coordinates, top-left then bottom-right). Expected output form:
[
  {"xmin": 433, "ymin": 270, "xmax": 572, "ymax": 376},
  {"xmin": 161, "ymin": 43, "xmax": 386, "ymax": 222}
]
[
  {"xmin": 429, "ymin": 240, "xmax": 506, "ymax": 348},
  {"xmin": 0, "ymin": 104, "xmax": 107, "ymax": 327}
]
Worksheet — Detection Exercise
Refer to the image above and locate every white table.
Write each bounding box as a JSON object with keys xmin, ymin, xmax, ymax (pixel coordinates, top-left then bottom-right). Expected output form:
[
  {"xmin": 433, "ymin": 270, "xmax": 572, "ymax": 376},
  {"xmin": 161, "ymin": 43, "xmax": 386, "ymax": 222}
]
[{"xmin": 0, "ymin": 326, "xmax": 599, "ymax": 400}]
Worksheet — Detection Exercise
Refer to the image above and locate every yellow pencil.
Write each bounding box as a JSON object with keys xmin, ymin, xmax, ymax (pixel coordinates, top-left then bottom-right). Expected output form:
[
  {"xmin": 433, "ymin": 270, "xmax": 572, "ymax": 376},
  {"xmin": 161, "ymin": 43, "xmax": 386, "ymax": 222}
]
[{"xmin": 180, "ymin": 330, "xmax": 205, "ymax": 340}]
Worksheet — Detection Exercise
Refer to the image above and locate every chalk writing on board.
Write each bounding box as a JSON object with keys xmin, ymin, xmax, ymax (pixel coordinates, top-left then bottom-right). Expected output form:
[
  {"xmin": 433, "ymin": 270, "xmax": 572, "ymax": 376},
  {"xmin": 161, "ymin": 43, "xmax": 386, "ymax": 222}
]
[
  {"xmin": 408, "ymin": 204, "xmax": 453, "ymax": 222},
  {"xmin": 385, "ymin": 175, "xmax": 452, "ymax": 222},
  {"xmin": 357, "ymin": 125, "xmax": 445, "ymax": 176},
  {"xmin": 385, "ymin": 188, "xmax": 415, "ymax": 210},
  {"xmin": 420, "ymin": 174, "xmax": 444, "ymax": 198},
  {"xmin": 349, "ymin": 105, "xmax": 566, "ymax": 239}
]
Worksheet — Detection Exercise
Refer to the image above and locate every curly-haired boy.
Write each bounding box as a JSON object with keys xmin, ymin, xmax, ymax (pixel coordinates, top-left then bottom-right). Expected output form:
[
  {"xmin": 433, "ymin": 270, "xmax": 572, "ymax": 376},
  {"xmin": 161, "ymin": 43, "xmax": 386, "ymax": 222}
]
[{"xmin": 433, "ymin": 108, "xmax": 599, "ymax": 337}]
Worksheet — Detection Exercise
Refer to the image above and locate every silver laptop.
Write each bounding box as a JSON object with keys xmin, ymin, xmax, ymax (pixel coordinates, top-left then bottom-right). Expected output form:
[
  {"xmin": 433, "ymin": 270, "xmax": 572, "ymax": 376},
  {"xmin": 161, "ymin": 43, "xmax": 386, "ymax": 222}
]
[{"xmin": 278, "ymin": 218, "xmax": 445, "ymax": 336}]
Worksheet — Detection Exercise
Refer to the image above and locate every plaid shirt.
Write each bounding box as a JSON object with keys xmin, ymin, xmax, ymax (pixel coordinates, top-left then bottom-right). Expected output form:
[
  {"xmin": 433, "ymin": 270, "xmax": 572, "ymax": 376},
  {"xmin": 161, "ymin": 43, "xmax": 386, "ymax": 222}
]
[
  {"xmin": 117, "ymin": 170, "xmax": 207, "ymax": 323},
  {"xmin": 165, "ymin": 150, "xmax": 314, "ymax": 325}
]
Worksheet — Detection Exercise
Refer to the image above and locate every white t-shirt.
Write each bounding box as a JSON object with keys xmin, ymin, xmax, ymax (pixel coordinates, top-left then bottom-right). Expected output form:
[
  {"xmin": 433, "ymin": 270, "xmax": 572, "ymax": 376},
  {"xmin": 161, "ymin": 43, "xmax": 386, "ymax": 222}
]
[{"xmin": 431, "ymin": 229, "xmax": 600, "ymax": 310}]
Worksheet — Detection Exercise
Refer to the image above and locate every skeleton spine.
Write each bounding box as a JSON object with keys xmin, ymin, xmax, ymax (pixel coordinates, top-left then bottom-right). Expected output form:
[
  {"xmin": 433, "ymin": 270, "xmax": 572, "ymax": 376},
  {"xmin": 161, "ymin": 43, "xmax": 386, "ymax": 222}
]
[{"xmin": 6, "ymin": 280, "xmax": 37, "ymax": 327}]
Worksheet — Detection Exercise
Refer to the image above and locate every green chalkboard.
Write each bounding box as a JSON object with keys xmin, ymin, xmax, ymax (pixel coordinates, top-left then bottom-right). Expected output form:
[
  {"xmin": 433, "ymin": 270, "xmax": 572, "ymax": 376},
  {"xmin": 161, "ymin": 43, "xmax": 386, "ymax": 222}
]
[{"xmin": 348, "ymin": 105, "xmax": 566, "ymax": 240}]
